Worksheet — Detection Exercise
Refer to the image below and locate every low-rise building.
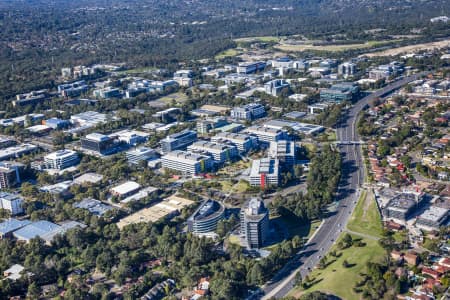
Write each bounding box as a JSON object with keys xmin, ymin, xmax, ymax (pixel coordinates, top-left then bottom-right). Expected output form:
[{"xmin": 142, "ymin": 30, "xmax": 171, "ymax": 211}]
[
  {"xmin": 161, "ymin": 151, "xmax": 212, "ymax": 175},
  {"xmin": 110, "ymin": 181, "xmax": 141, "ymax": 199},
  {"xmin": 249, "ymin": 158, "xmax": 280, "ymax": 188},
  {"xmin": 73, "ymin": 198, "xmax": 114, "ymax": 216},
  {"xmin": 264, "ymin": 79, "xmax": 290, "ymax": 97},
  {"xmin": 320, "ymin": 82, "xmax": 360, "ymax": 103},
  {"xmin": 416, "ymin": 206, "xmax": 449, "ymax": 231},
  {"xmin": 13, "ymin": 90, "xmax": 48, "ymax": 107},
  {"xmin": 0, "ymin": 192, "xmax": 24, "ymax": 215},
  {"xmin": 237, "ymin": 61, "xmax": 266, "ymax": 74},
  {"xmin": 383, "ymin": 191, "xmax": 425, "ymax": 223},
  {"xmin": 246, "ymin": 125, "xmax": 284, "ymax": 143},
  {"xmin": 0, "ymin": 144, "xmax": 38, "ymax": 161},
  {"xmin": 58, "ymin": 81, "xmax": 89, "ymax": 97},
  {"xmin": 187, "ymin": 141, "xmax": 238, "ymax": 163},
  {"xmin": 0, "ymin": 162, "xmax": 21, "ymax": 189},
  {"xmin": 44, "ymin": 149, "xmax": 79, "ymax": 170},
  {"xmin": 160, "ymin": 130, "xmax": 197, "ymax": 154},
  {"xmin": 211, "ymin": 132, "xmax": 258, "ymax": 153},
  {"xmin": 196, "ymin": 117, "xmax": 228, "ymax": 134},
  {"xmin": 0, "ymin": 219, "xmax": 31, "ymax": 239},
  {"xmin": 111, "ymin": 129, "xmax": 149, "ymax": 146},
  {"xmin": 81, "ymin": 133, "xmax": 117, "ymax": 155},
  {"xmin": 230, "ymin": 103, "xmax": 266, "ymax": 121},
  {"xmin": 93, "ymin": 87, "xmax": 121, "ymax": 99},
  {"xmin": 187, "ymin": 200, "xmax": 225, "ymax": 234},
  {"xmin": 126, "ymin": 147, "xmax": 158, "ymax": 165},
  {"xmin": 268, "ymin": 140, "xmax": 296, "ymax": 166}
]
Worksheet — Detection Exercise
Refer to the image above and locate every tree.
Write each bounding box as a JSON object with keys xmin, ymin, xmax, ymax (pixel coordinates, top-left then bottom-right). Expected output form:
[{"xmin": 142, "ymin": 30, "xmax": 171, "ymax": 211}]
[{"xmin": 26, "ymin": 282, "xmax": 41, "ymax": 300}]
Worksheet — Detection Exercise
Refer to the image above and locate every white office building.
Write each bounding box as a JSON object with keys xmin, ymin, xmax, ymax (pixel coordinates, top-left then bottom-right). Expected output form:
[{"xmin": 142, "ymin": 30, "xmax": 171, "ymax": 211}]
[
  {"xmin": 230, "ymin": 103, "xmax": 266, "ymax": 121},
  {"xmin": 187, "ymin": 141, "xmax": 238, "ymax": 163},
  {"xmin": 44, "ymin": 150, "xmax": 79, "ymax": 170},
  {"xmin": 245, "ymin": 125, "xmax": 284, "ymax": 143},
  {"xmin": 0, "ymin": 192, "xmax": 24, "ymax": 215},
  {"xmin": 162, "ymin": 151, "xmax": 212, "ymax": 175},
  {"xmin": 211, "ymin": 132, "xmax": 258, "ymax": 153},
  {"xmin": 126, "ymin": 147, "xmax": 158, "ymax": 165},
  {"xmin": 249, "ymin": 158, "xmax": 280, "ymax": 188}
]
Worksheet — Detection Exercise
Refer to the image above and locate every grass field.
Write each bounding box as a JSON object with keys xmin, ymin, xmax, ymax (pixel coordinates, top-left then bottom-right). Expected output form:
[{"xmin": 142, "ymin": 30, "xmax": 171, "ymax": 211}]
[
  {"xmin": 215, "ymin": 48, "xmax": 242, "ymax": 59},
  {"xmin": 234, "ymin": 36, "xmax": 282, "ymax": 43},
  {"xmin": 157, "ymin": 92, "xmax": 189, "ymax": 104},
  {"xmin": 347, "ymin": 190, "xmax": 383, "ymax": 238},
  {"xmin": 290, "ymin": 235, "xmax": 385, "ymax": 300},
  {"xmin": 275, "ymin": 40, "xmax": 395, "ymax": 52}
]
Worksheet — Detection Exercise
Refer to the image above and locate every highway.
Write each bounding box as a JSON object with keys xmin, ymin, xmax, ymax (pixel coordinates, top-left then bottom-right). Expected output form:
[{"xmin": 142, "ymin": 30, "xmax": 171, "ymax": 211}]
[{"xmin": 259, "ymin": 73, "xmax": 425, "ymax": 299}]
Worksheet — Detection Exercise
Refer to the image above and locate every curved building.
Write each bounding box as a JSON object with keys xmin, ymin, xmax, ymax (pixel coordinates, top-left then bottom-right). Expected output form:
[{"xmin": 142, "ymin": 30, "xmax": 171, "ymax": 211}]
[{"xmin": 187, "ymin": 200, "xmax": 225, "ymax": 234}]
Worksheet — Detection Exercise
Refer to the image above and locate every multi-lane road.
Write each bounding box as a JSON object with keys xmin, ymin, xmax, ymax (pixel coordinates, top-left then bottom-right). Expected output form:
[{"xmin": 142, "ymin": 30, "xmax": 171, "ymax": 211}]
[{"xmin": 260, "ymin": 73, "xmax": 425, "ymax": 299}]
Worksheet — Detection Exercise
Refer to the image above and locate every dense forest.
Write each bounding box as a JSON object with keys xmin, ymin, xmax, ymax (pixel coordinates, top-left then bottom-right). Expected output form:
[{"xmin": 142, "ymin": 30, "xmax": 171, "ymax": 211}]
[{"xmin": 1, "ymin": 0, "xmax": 450, "ymax": 99}]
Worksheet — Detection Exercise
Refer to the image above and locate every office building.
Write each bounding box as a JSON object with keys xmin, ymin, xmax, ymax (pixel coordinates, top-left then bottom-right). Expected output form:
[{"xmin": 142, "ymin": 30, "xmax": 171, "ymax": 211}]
[
  {"xmin": 0, "ymin": 192, "xmax": 24, "ymax": 215},
  {"xmin": 338, "ymin": 62, "xmax": 357, "ymax": 78},
  {"xmin": 173, "ymin": 70, "xmax": 193, "ymax": 87},
  {"xmin": 0, "ymin": 138, "xmax": 16, "ymax": 150},
  {"xmin": 160, "ymin": 130, "xmax": 197, "ymax": 154},
  {"xmin": 126, "ymin": 147, "xmax": 158, "ymax": 165},
  {"xmin": 58, "ymin": 81, "xmax": 89, "ymax": 97},
  {"xmin": 249, "ymin": 158, "xmax": 280, "ymax": 188},
  {"xmin": 241, "ymin": 198, "xmax": 269, "ymax": 249},
  {"xmin": 0, "ymin": 163, "xmax": 21, "ymax": 189},
  {"xmin": 237, "ymin": 61, "xmax": 266, "ymax": 74},
  {"xmin": 0, "ymin": 144, "xmax": 38, "ymax": 161},
  {"xmin": 73, "ymin": 198, "xmax": 114, "ymax": 216},
  {"xmin": 269, "ymin": 140, "xmax": 296, "ymax": 166},
  {"xmin": 320, "ymin": 82, "xmax": 360, "ymax": 103},
  {"xmin": 44, "ymin": 150, "xmax": 79, "ymax": 170},
  {"xmin": 196, "ymin": 117, "xmax": 228, "ymax": 134},
  {"xmin": 111, "ymin": 129, "xmax": 149, "ymax": 146},
  {"xmin": 110, "ymin": 181, "xmax": 141, "ymax": 199},
  {"xmin": 81, "ymin": 133, "xmax": 117, "ymax": 155},
  {"xmin": 188, "ymin": 141, "xmax": 238, "ymax": 163},
  {"xmin": 383, "ymin": 192, "xmax": 425, "ymax": 222},
  {"xmin": 13, "ymin": 90, "xmax": 48, "ymax": 107},
  {"xmin": 246, "ymin": 125, "xmax": 284, "ymax": 143},
  {"xmin": 187, "ymin": 200, "xmax": 225, "ymax": 234},
  {"xmin": 42, "ymin": 118, "xmax": 70, "ymax": 129},
  {"xmin": 93, "ymin": 87, "xmax": 121, "ymax": 99},
  {"xmin": 416, "ymin": 206, "xmax": 449, "ymax": 231},
  {"xmin": 161, "ymin": 150, "xmax": 212, "ymax": 175},
  {"xmin": 0, "ymin": 219, "xmax": 32, "ymax": 239},
  {"xmin": 70, "ymin": 111, "xmax": 109, "ymax": 127},
  {"xmin": 271, "ymin": 57, "xmax": 293, "ymax": 68},
  {"xmin": 211, "ymin": 132, "xmax": 258, "ymax": 153},
  {"xmin": 230, "ymin": 103, "xmax": 266, "ymax": 121},
  {"xmin": 12, "ymin": 220, "xmax": 84, "ymax": 245},
  {"xmin": 264, "ymin": 79, "xmax": 290, "ymax": 97}
]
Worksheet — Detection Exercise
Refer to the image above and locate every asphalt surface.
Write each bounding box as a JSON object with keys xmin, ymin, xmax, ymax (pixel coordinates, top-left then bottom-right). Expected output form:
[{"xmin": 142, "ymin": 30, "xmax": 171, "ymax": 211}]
[{"xmin": 259, "ymin": 73, "xmax": 425, "ymax": 299}]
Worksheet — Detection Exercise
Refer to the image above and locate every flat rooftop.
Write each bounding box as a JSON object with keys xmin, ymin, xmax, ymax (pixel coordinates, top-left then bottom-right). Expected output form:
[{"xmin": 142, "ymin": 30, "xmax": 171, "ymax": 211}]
[
  {"xmin": 117, "ymin": 195, "xmax": 194, "ymax": 229},
  {"xmin": 418, "ymin": 206, "xmax": 449, "ymax": 222}
]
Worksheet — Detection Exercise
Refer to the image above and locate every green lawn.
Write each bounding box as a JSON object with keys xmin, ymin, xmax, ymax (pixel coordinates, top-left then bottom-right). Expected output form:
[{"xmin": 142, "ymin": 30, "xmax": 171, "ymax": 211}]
[
  {"xmin": 289, "ymin": 235, "xmax": 385, "ymax": 300},
  {"xmin": 347, "ymin": 190, "xmax": 383, "ymax": 238},
  {"xmin": 234, "ymin": 36, "xmax": 282, "ymax": 43},
  {"xmin": 215, "ymin": 48, "xmax": 241, "ymax": 59},
  {"xmin": 157, "ymin": 92, "xmax": 189, "ymax": 104}
]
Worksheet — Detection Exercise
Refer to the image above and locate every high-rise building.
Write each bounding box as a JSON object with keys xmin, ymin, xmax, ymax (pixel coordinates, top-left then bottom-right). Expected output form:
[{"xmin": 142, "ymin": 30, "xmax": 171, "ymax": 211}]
[
  {"xmin": 44, "ymin": 150, "xmax": 79, "ymax": 170},
  {"xmin": 160, "ymin": 130, "xmax": 197, "ymax": 154},
  {"xmin": 0, "ymin": 163, "xmax": 21, "ymax": 189},
  {"xmin": 241, "ymin": 198, "xmax": 269, "ymax": 249}
]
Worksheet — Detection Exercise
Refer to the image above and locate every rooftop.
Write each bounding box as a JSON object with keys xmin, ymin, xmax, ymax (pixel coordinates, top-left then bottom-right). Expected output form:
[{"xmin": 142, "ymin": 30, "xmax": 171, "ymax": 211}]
[
  {"xmin": 111, "ymin": 181, "xmax": 141, "ymax": 195},
  {"xmin": 0, "ymin": 219, "xmax": 32, "ymax": 235}
]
